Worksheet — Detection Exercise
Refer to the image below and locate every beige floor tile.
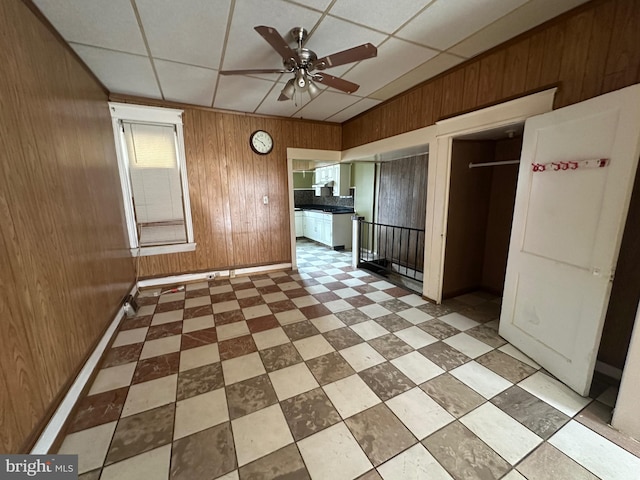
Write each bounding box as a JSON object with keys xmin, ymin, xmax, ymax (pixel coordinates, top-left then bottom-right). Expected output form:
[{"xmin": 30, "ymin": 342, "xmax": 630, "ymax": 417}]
[
  {"xmin": 275, "ymin": 309, "xmax": 306, "ymax": 325},
  {"xmin": 438, "ymin": 312, "xmax": 479, "ymax": 331},
  {"xmin": 216, "ymin": 321, "xmax": 250, "ymax": 341},
  {"xmin": 231, "ymin": 404, "xmax": 294, "ymax": 467},
  {"xmin": 292, "ymin": 295, "xmax": 320, "ymax": 307},
  {"xmin": 269, "ymin": 363, "xmax": 319, "ymax": 400},
  {"xmin": 179, "ymin": 344, "xmax": 219, "ymax": 372},
  {"xmin": 519, "ymin": 372, "xmax": 591, "ymax": 416},
  {"xmin": 174, "ymin": 388, "xmax": 229, "ymax": 439},
  {"xmin": 262, "ymin": 292, "xmax": 289, "ymax": 303},
  {"xmin": 182, "ymin": 314, "xmax": 215, "ymax": 333},
  {"xmin": 89, "ymin": 363, "xmax": 137, "ymax": 395},
  {"xmin": 310, "ymin": 314, "xmax": 346, "ymax": 333},
  {"xmin": 294, "ymin": 335, "xmax": 335, "ymax": 360},
  {"xmin": 121, "ymin": 374, "xmax": 177, "ymax": 417},
  {"xmin": 58, "ymin": 421, "xmax": 117, "ymax": 474},
  {"xmin": 394, "ymin": 326, "xmax": 438, "ymax": 349},
  {"xmin": 339, "ymin": 343, "xmax": 385, "ymax": 372},
  {"xmin": 212, "ymin": 300, "xmax": 240, "ymax": 314},
  {"xmin": 235, "ymin": 288, "xmax": 259, "ymax": 299},
  {"xmin": 151, "ymin": 310, "xmax": 183, "ymax": 326},
  {"xmin": 100, "ymin": 445, "xmax": 171, "ymax": 480},
  {"xmin": 158, "ymin": 292, "xmax": 185, "ymax": 303},
  {"xmin": 377, "ymin": 444, "xmax": 452, "ymax": 480},
  {"xmin": 386, "ymin": 387, "xmax": 454, "ymax": 440},
  {"xmin": 222, "ymin": 352, "xmax": 266, "ymax": 384},
  {"xmin": 323, "ymin": 374, "xmax": 381, "ymax": 419},
  {"xmin": 253, "ymin": 327, "xmax": 289, "ymax": 350},
  {"xmin": 210, "ymin": 284, "xmax": 233, "ymax": 295},
  {"xmin": 350, "ymin": 320, "xmax": 389, "ymax": 340},
  {"xmin": 184, "ymin": 296, "xmax": 211, "ymax": 308},
  {"xmin": 358, "ymin": 304, "xmax": 392, "ymax": 319},
  {"xmin": 391, "ymin": 352, "xmax": 444, "ymax": 384},
  {"xmin": 139, "ymin": 335, "xmax": 181, "ymax": 360},
  {"xmin": 397, "ymin": 308, "xmax": 434, "ymax": 325},
  {"xmin": 298, "ymin": 422, "xmax": 372, "ymax": 480},
  {"xmin": 112, "ymin": 327, "xmax": 148, "ymax": 347},
  {"xmin": 243, "ymin": 304, "xmax": 272, "ymax": 319},
  {"xmin": 443, "ymin": 333, "xmax": 494, "ymax": 359},
  {"xmin": 450, "ymin": 361, "xmax": 512, "ymax": 399}
]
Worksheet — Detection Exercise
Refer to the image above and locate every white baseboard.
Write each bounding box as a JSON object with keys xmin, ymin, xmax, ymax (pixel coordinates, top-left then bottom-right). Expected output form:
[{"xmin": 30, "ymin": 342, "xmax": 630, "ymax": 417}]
[
  {"xmin": 595, "ymin": 360, "xmax": 623, "ymax": 381},
  {"xmin": 136, "ymin": 263, "xmax": 293, "ymax": 289},
  {"xmin": 31, "ymin": 284, "xmax": 137, "ymax": 454}
]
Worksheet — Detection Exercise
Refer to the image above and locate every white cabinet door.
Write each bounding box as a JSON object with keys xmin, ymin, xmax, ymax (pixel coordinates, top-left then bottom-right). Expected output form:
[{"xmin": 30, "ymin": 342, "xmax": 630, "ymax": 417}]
[
  {"xmin": 322, "ymin": 215, "xmax": 332, "ymax": 246},
  {"xmin": 500, "ymin": 84, "xmax": 640, "ymax": 396},
  {"xmin": 295, "ymin": 212, "xmax": 303, "ymax": 237}
]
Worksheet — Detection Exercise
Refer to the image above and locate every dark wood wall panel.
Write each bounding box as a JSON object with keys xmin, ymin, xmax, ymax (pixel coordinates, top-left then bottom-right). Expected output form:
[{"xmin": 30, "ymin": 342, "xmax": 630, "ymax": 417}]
[
  {"xmin": 0, "ymin": 0, "xmax": 134, "ymax": 453},
  {"xmin": 343, "ymin": 0, "xmax": 640, "ymax": 149},
  {"xmin": 130, "ymin": 107, "xmax": 341, "ymax": 277}
]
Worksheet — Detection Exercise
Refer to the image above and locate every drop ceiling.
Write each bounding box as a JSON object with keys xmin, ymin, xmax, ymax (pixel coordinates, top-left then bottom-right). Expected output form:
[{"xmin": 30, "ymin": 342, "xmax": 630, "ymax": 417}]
[{"xmin": 33, "ymin": 0, "xmax": 588, "ymax": 123}]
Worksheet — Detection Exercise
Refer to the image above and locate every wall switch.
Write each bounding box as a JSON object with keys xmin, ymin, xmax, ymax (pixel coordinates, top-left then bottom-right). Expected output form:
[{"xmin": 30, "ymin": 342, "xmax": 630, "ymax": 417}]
[{"xmin": 263, "ymin": 195, "xmax": 269, "ymax": 205}]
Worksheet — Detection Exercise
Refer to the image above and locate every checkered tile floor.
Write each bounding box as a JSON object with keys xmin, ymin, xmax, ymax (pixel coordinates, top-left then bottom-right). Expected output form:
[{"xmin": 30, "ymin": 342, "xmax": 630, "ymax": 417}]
[{"xmin": 60, "ymin": 239, "xmax": 640, "ymax": 480}]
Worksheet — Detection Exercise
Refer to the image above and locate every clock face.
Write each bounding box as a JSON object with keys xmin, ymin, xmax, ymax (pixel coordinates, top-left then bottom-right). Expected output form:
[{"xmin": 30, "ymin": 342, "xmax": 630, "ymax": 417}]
[{"xmin": 250, "ymin": 130, "xmax": 273, "ymax": 155}]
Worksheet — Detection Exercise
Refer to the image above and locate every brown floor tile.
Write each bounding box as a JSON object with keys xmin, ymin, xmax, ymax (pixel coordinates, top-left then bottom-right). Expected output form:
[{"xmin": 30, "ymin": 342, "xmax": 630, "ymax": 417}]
[
  {"xmin": 420, "ymin": 373, "xmax": 485, "ymax": 418},
  {"xmin": 211, "ymin": 291, "xmax": 237, "ymax": 303},
  {"xmin": 417, "ymin": 319, "xmax": 460, "ymax": 340},
  {"xmin": 384, "ymin": 287, "xmax": 412, "ymax": 298},
  {"xmin": 476, "ymin": 350, "xmax": 536, "ymax": 383},
  {"xmin": 246, "ymin": 314, "xmax": 280, "ymax": 333},
  {"xmin": 78, "ymin": 470, "xmax": 101, "ymax": 480},
  {"xmin": 136, "ymin": 295, "xmax": 158, "ymax": 306},
  {"xmin": 418, "ymin": 342, "xmax": 471, "ymax": 371},
  {"xmin": 345, "ymin": 295, "xmax": 376, "ymax": 308},
  {"xmin": 335, "ymin": 309, "xmax": 370, "ymax": 326},
  {"xmin": 269, "ymin": 299, "xmax": 298, "ymax": 313},
  {"xmin": 68, "ymin": 387, "xmax": 128, "ymax": 433},
  {"xmin": 280, "ymin": 388, "xmax": 341, "ymax": 440},
  {"xmin": 374, "ymin": 313, "xmax": 413, "ymax": 332},
  {"xmin": 282, "ymin": 321, "xmax": 320, "ymax": 341},
  {"xmin": 324, "ymin": 281, "xmax": 348, "ymax": 290},
  {"xmin": 260, "ymin": 343, "xmax": 304, "ymax": 373},
  {"xmin": 132, "ymin": 352, "xmax": 180, "ymax": 384},
  {"xmin": 120, "ymin": 315, "xmax": 152, "ymax": 331},
  {"xmin": 465, "ymin": 324, "xmax": 507, "ymax": 348},
  {"xmin": 333, "ymin": 273, "xmax": 352, "ymax": 281},
  {"xmin": 358, "ymin": 275, "xmax": 380, "ymax": 284},
  {"xmin": 219, "ymin": 335, "xmax": 258, "ymax": 361},
  {"xmin": 284, "ymin": 288, "xmax": 312, "ymax": 299},
  {"xmin": 458, "ymin": 303, "xmax": 501, "ymax": 323},
  {"xmin": 345, "ymin": 403, "xmax": 416, "ymax": 466},
  {"xmin": 106, "ymin": 403, "xmax": 175, "ymax": 464},
  {"xmin": 102, "ymin": 343, "xmax": 143, "ymax": 368},
  {"xmin": 181, "ymin": 327, "xmax": 218, "ymax": 350},
  {"xmin": 353, "ymin": 285, "xmax": 378, "ymax": 294},
  {"xmin": 171, "ymin": 423, "xmax": 236, "ymax": 480},
  {"xmin": 239, "ymin": 444, "xmax": 310, "ymax": 479},
  {"xmin": 358, "ymin": 363, "xmax": 414, "ymax": 401},
  {"xmin": 299, "ymin": 304, "xmax": 332, "ymax": 319},
  {"xmin": 491, "ymin": 386, "xmax": 569, "ymax": 439},
  {"xmin": 306, "ymin": 351, "xmax": 356, "ymax": 385},
  {"xmin": 185, "ymin": 288, "xmax": 210, "ymax": 299},
  {"xmin": 215, "ymin": 310, "xmax": 246, "ymax": 325},
  {"xmin": 423, "ymin": 421, "xmax": 510, "ymax": 480},
  {"xmin": 517, "ymin": 443, "xmax": 597, "ymax": 480},
  {"xmin": 155, "ymin": 300, "xmax": 185, "ymax": 313},
  {"xmin": 238, "ymin": 296, "xmax": 266, "ymax": 308},
  {"xmin": 257, "ymin": 284, "xmax": 281, "ymax": 294},
  {"xmin": 146, "ymin": 321, "xmax": 182, "ymax": 340},
  {"xmin": 416, "ymin": 302, "xmax": 454, "ymax": 318},
  {"xmin": 378, "ymin": 299, "xmax": 412, "ymax": 313},
  {"xmin": 184, "ymin": 304, "xmax": 213, "ymax": 319},
  {"xmin": 322, "ymin": 327, "xmax": 364, "ymax": 350},
  {"xmin": 313, "ymin": 292, "xmax": 340, "ymax": 303},
  {"xmin": 226, "ymin": 374, "xmax": 278, "ymax": 420},
  {"xmin": 368, "ymin": 334, "xmax": 414, "ymax": 360},
  {"xmin": 177, "ymin": 362, "xmax": 224, "ymax": 401}
]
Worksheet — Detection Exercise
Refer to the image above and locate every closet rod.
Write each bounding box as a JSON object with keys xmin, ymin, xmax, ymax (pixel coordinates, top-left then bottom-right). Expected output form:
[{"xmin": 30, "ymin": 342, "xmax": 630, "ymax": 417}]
[{"xmin": 468, "ymin": 159, "xmax": 520, "ymax": 169}]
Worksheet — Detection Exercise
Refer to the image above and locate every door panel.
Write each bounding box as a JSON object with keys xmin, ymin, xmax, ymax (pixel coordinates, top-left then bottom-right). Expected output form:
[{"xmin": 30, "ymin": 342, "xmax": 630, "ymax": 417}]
[{"xmin": 500, "ymin": 84, "xmax": 640, "ymax": 396}]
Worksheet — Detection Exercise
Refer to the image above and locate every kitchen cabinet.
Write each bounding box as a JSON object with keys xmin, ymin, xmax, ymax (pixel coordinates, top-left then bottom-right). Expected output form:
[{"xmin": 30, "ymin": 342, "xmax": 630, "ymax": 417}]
[
  {"xmin": 295, "ymin": 211, "xmax": 303, "ymax": 237},
  {"xmin": 332, "ymin": 164, "xmax": 351, "ymax": 197},
  {"xmin": 301, "ymin": 210, "xmax": 352, "ymax": 249}
]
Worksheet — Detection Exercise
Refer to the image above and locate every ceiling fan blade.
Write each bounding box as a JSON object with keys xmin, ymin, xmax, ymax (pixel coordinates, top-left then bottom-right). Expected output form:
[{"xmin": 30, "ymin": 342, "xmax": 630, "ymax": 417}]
[
  {"xmin": 314, "ymin": 43, "xmax": 377, "ymax": 70},
  {"xmin": 314, "ymin": 73, "xmax": 360, "ymax": 94},
  {"xmin": 254, "ymin": 25, "xmax": 301, "ymax": 64},
  {"xmin": 219, "ymin": 69, "xmax": 290, "ymax": 75}
]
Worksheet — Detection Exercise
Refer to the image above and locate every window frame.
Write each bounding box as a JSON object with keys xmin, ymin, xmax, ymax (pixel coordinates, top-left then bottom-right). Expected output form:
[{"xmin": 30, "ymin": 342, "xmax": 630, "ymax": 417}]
[{"xmin": 109, "ymin": 102, "xmax": 195, "ymax": 257}]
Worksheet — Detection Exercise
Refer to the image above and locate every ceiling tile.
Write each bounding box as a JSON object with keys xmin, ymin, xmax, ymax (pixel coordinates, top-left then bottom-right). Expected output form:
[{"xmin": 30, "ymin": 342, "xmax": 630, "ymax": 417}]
[
  {"xmin": 370, "ymin": 52, "xmax": 464, "ymax": 100},
  {"xmin": 325, "ymin": 98, "xmax": 382, "ymax": 123},
  {"xmin": 154, "ymin": 60, "xmax": 217, "ymax": 106},
  {"xmin": 296, "ymin": 91, "xmax": 361, "ymax": 121},
  {"xmin": 342, "ymin": 37, "xmax": 438, "ymax": 97},
  {"xmin": 71, "ymin": 44, "xmax": 161, "ymax": 98},
  {"xmin": 136, "ymin": 0, "xmax": 232, "ymax": 68},
  {"xmin": 448, "ymin": 0, "xmax": 590, "ymax": 58},
  {"xmin": 222, "ymin": 0, "xmax": 323, "ymax": 71},
  {"xmin": 214, "ymin": 75, "xmax": 275, "ymax": 113},
  {"xmin": 396, "ymin": 0, "xmax": 527, "ymax": 51},
  {"xmin": 287, "ymin": 0, "xmax": 333, "ymax": 11},
  {"xmin": 33, "ymin": 0, "xmax": 146, "ymax": 54},
  {"xmin": 329, "ymin": 0, "xmax": 430, "ymax": 34},
  {"xmin": 306, "ymin": 15, "xmax": 388, "ymax": 77}
]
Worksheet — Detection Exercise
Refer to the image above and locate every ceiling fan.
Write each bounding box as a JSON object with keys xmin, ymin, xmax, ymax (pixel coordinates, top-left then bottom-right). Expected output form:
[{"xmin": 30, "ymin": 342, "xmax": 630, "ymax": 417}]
[{"xmin": 220, "ymin": 26, "xmax": 377, "ymax": 102}]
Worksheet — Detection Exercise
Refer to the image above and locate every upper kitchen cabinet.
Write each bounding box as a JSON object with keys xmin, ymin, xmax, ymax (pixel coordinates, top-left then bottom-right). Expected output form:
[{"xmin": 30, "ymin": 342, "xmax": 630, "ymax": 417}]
[{"xmin": 314, "ymin": 163, "xmax": 351, "ymax": 196}]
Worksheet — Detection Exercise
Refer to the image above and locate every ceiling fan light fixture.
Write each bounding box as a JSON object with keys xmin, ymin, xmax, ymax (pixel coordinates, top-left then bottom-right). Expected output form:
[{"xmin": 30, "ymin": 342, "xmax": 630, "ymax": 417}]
[
  {"xmin": 279, "ymin": 78, "xmax": 295, "ymax": 101},
  {"xmin": 308, "ymin": 80, "xmax": 321, "ymax": 99},
  {"xmin": 295, "ymin": 68, "xmax": 308, "ymax": 91}
]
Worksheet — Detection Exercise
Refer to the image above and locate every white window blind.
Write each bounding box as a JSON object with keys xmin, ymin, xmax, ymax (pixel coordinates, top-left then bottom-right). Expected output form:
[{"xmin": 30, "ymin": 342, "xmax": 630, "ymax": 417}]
[{"xmin": 122, "ymin": 121, "xmax": 187, "ymax": 247}]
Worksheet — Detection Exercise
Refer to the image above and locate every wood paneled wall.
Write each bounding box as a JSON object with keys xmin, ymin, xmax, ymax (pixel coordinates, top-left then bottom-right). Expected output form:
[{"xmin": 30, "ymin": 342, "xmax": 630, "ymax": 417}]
[
  {"xmin": 0, "ymin": 1, "xmax": 134, "ymax": 453},
  {"xmin": 342, "ymin": 0, "xmax": 640, "ymax": 149},
  {"xmin": 132, "ymin": 108, "xmax": 341, "ymax": 277}
]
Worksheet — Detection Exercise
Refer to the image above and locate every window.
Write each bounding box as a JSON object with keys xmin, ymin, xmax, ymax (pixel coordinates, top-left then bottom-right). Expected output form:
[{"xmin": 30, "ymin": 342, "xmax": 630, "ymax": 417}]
[{"xmin": 109, "ymin": 102, "xmax": 195, "ymax": 256}]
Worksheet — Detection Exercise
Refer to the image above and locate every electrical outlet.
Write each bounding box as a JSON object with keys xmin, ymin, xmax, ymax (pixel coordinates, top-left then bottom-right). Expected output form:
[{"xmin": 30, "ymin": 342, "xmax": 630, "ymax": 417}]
[
  {"xmin": 206, "ymin": 272, "xmax": 218, "ymax": 280},
  {"xmin": 263, "ymin": 195, "xmax": 269, "ymax": 205}
]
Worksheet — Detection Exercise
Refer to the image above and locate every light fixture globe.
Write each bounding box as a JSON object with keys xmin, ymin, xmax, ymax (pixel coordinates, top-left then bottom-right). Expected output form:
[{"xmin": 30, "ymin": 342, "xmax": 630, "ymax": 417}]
[
  {"xmin": 278, "ymin": 78, "xmax": 295, "ymax": 101},
  {"xmin": 295, "ymin": 68, "xmax": 308, "ymax": 91},
  {"xmin": 308, "ymin": 80, "xmax": 321, "ymax": 99}
]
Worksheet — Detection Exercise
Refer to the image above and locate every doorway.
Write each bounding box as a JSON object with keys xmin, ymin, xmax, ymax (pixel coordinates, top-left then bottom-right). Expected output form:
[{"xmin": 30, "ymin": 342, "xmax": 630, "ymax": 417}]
[{"xmin": 441, "ymin": 124, "xmax": 523, "ymax": 300}]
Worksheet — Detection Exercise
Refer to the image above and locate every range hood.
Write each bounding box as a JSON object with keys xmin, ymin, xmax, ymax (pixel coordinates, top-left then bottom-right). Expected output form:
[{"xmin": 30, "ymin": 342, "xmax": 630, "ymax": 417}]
[{"xmin": 312, "ymin": 181, "xmax": 334, "ymax": 196}]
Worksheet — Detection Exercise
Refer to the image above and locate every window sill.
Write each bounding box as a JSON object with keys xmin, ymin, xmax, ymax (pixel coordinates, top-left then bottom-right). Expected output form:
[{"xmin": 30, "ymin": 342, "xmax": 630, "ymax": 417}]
[{"xmin": 130, "ymin": 243, "xmax": 196, "ymax": 257}]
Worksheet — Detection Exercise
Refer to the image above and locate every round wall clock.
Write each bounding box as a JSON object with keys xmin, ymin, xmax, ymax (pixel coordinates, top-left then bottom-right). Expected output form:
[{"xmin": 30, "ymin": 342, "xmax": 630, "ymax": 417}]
[{"xmin": 249, "ymin": 130, "xmax": 274, "ymax": 155}]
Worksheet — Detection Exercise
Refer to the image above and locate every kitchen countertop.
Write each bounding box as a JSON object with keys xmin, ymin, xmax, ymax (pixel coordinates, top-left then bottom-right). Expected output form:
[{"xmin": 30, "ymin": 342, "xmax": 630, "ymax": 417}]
[{"xmin": 295, "ymin": 204, "xmax": 355, "ymax": 214}]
